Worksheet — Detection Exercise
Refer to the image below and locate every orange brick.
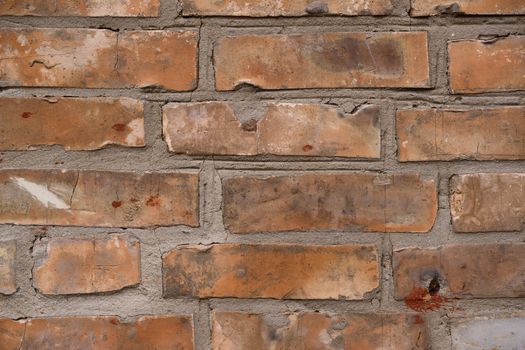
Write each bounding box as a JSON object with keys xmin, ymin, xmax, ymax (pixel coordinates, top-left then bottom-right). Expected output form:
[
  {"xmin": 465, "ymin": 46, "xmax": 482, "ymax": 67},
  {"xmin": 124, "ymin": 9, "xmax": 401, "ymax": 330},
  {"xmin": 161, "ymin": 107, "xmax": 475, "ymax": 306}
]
[
  {"xmin": 0, "ymin": 241, "xmax": 16, "ymax": 295},
  {"xmin": 163, "ymin": 244, "xmax": 379, "ymax": 300},
  {"xmin": 397, "ymin": 106, "xmax": 525, "ymax": 161},
  {"xmin": 182, "ymin": 0, "xmax": 393, "ymax": 16},
  {"xmin": 163, "ymin": 102, "xmax": 380, "ymax": 158},
  {"xmin": 449, "ymin": 36, "xmax": 525, "ymax": 94},
  {"xmin": 223, "ymin": 173, "xmax": 437, "ymax": 233},
  {"xmin": 33, "ymin": 234, "xmax": 140, "ymax": 295},
  {"xmin": 394, "ymin": 244, "xmax": 525, "ymax": 302},
  {"xmin": 450, "ymin": 173, "xmax": 525, "ymax": 232},
  {"xmin": 0, "ymin": 29, "xmax": 198, "ymax": 90},
  {"xmin": 212, "ymin": 311, "xmax": 428, "ymax": 349},
  {"xmin": 411, "ymin": 0, "xmax": 525, "ymax": 16},
  {"xmin": 0, "ymin": 97, "xmax": 144, "ymax": 150},
  {"xmin": 0, "ymin": 0, "xmax": 160, "ymax": 16},
  {"xmin": 0, "ymin": 316, "xmax": 194, "ymax": 350},
  {"xmin": 0, "ymin": 170, "xmax": 199, "ymax": 228},
  {"xmin": 214, "ymin": 32, "xmax": 430, "ymax": 90}
]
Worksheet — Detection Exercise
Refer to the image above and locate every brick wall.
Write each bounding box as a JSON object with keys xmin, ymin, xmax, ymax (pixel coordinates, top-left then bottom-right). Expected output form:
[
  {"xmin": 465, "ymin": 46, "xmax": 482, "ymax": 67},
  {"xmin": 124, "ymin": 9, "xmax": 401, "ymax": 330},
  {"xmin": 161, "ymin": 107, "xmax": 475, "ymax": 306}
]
[{"xmin": 0, "ymin": 1, "xmax": 524, "ymax": 349}]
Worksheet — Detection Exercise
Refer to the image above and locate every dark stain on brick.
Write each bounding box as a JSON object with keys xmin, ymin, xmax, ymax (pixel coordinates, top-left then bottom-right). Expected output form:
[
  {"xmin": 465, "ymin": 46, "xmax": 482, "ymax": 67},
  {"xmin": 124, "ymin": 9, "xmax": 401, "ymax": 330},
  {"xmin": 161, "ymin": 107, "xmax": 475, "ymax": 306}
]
[
  {"xmin": 112, "ymin": 123, "xmax": 127, "ymax": 132},
  {"xmin": 22, "ymin": 112, "xmax": 33, "ymax": 118},
  {"xmin": 303, "ymin": 144, "xmax": 314, "ymax": 152},
  {"xmin": 112, "ymin": 201, "xmax": 122, "ymax": 208},
  {"xmin": 146, "ymin": 195, "xmax": 161, "ymax": 207}
]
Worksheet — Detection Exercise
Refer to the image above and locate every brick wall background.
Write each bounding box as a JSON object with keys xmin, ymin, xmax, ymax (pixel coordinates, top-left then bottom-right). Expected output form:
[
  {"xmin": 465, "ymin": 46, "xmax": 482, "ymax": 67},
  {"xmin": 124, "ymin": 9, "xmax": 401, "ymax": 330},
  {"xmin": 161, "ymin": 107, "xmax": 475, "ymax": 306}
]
[{"xmin": 0, "ymin": 1, "xmax": 524, "ymax": 349}]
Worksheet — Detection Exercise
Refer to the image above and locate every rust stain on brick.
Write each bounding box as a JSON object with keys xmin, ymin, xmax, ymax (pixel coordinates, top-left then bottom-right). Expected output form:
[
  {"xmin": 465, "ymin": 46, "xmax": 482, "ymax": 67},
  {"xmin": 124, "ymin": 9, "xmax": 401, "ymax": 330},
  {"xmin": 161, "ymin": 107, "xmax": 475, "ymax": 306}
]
[
  {"xmin": 112, "ymin": 201, "xmax": 123, "ymax": 208},
  {"xmin": 146, "ymin": 195, "xmax": 161, "ymax": 207},
  {"xmin": 404, "ymin": 287, "xmax": 449, "ymax": 312}
]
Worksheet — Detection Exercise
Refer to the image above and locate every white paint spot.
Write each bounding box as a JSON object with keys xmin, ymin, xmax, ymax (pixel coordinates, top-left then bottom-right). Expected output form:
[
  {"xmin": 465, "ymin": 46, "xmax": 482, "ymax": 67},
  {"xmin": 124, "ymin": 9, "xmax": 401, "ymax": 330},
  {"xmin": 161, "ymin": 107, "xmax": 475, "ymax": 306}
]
[{"xmin": 11, "ymin": 177, "xmax": 70, "ymax": 209}]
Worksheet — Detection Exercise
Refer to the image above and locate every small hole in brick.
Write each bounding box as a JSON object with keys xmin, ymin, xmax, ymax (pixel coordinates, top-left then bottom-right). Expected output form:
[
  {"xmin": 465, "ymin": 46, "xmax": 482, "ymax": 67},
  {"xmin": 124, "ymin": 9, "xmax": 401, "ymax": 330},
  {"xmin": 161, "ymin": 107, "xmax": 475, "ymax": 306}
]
[{"xmin": 428, "ymin": 276, "xmax": 440, "ymax": 296}]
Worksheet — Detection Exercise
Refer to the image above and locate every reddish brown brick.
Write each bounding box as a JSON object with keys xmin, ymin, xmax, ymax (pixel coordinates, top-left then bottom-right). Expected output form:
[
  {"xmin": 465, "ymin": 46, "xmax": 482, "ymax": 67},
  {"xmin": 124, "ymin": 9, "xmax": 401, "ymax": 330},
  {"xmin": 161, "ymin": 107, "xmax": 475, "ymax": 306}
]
[
  {"xmin": 0, "ymin": 0, "xmax": 160, "ymax": 17},
  {"xmin": 163, "ymin": 102, "xmax": 380, "ymax": 158},
  {"xmin": 0, "ymin": 240, "xmax": 16, "ymax": 295},
  {"xmin": 0, "ymin": 97, "xmax": 144, "ymax": 150},
  {"xmin": 449, "ymin": 36, "xmax": 525, "ymax": 94},
  {"xmin": 0, "ymin": 29, "xmax": 198, "ymax": 90},
  {"xmin": 212, "ymin": 311, "xmax": 428, "ymax": 349},
  {"xmin": 394, "ymin": 244, "xmax": 525, "ymax": 302},
  {"xmin": 182, "ymin": 0, "xmax": 393, "ymax": 16},
  {"xmin": 450, "ymin": 173, "xmax": 525, "ymax": 232},
  {"xmin": 223, "ymin": 173, "xmax": 437, "ymax": 233},
  {"xmin": 0, "ymin": 170, "xmax": 199, "ymax": 228},
  {"xmin": 163, "ymin": 244, "xmax": 379, "ymax": 300},
  {"xmin": 411, "ymin": 0, "xmax": 525, "ymax": 16},
  {"xmin": 397, "ymin": 106, "xmax": 525, "ymax": 161},
  {"xmin": 214, "ymin": 32, "xmax": 430, "ymax": 90},
  {"xmin": 33, "ymin": 234, "xmax": 140, "ymax": 295},
  {"xmin": 0, "ymin": 316, "xmax": 194, "ymax": 350}
]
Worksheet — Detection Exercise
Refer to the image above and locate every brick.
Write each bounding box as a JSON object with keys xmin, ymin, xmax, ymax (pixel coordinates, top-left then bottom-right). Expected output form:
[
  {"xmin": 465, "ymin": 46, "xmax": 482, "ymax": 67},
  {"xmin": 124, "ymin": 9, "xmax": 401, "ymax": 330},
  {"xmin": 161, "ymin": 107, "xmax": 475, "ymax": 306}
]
[
  {"xmin": 394, "ymin": 244, "xmax": 525, "ymax": 302},
  {"xmin": 449, "ymin": 36, "xmax": 525, "ymax": 94},
  {"xmin": 212, "ymin": 311, "xmax": 427, "ymax": 350},
  {"xmin": 0, "ymin": 29, "xmax": 198, "ymax": 90},
  {"xmin": 450, "ymin": 173, "xmax": 525, "ymax": 232},
  {"xmin": 182, "ymin": 0, "xmax": 393, "ymax": 16},
  {"xmin": 0, "ymin": 316, "xmax": 194, "ymax": 350},
  {"xmin": 0, "ymin": 0, "xmax": 160, "ymax": 17},
  {"xmin": 214, "ymin": 32, "xmax": 430, "ymax": 90},
  {"xmin": 0, "ymin": 241, "xmax": 16, "ymax": 295},
  {"xmin": 0, "ymin": 170, "xmax": 199, "ymax": 228},
  {"xmin": 0, "ymin": 97, "xmax": 144, "ymax": 150},
  {"xmin": 163, "ymin": 102, "xmax": 381, "ymax": 158},
  {"xmin": 397, "ymin": 106, "xmax": 525, "ymax": 161},
  {"xmin": 163, "ymin": 244, "xmax": 379, "ymax": 300},
  {"xmin": 411, "ymin": 0, "xmax": 525, "ymax": 16},
  {"xmin": 33, "ymin": 234, "xmax": 140, "ymax": 295},
  {"xmin": 451, "ymin": 315, "xmax": 525, "ymax": 350},
  {"xmin": 223, "ymin": 173, "xmax": 437, "ymax": 233}
]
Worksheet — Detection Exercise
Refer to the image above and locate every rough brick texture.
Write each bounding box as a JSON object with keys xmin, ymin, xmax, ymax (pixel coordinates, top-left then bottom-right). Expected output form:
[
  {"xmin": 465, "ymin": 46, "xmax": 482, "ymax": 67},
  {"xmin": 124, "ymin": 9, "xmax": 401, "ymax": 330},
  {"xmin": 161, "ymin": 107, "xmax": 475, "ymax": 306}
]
[
  {"xmin": 223, "ymin": 173, "xmax": 437, "ymax": 233},
  {"xmin": 0, "ymin": 1, "xmax": 523, "ymax": 349},
  {"xmin": 215, "ymin": 32, "xmax": 430, "ymax": 90},
  {"xmin": 33, "ymin": 234, "xmax": 140, "ymax": 295},
  {"xmin": 163, "ymin": 244, "xmax": 379, "ymax": 299},
  {"xmin": 0, "ymin": 316, "xmax": 194, "ymax": 350}
]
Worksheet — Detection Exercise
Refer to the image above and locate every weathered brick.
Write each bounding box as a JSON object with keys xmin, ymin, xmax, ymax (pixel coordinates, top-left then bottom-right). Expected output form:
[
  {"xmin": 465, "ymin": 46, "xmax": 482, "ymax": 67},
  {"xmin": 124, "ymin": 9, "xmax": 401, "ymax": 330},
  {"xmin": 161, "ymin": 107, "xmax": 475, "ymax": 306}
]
[
  {"xmin": 214, "ymin": 32, "xmax": 430, "ymax": 90},
  {"xmin": 33, "ymin": 234, "xmax": 140, "ymax": 295},
  {"xmin": 397, "ymin": 107, "xmax": 525, "ymax": 161},
  {"xmin": 163, "ymin": 102, "xmax": 381, "ymax": 158},
  {"xmin": 0, "ymin": 97, "xmax": 144, "ymax": 150},
  {"xmin": 0, "ymin": 316, "xmax": 194, "ymax": 350},
  {"xmin": 182, "ymin": 0, "xmax": 393, "ymax": 16},
  {"xmin": 163, "ymin": 244, "xmax": 379, "ymax": 299},
  {"xmin": 450, "ymin": 173, "xmax": 525, "ymax": 232},
  {"xmin": 451, "ymin": 315, "xmax": 525, "ymax": 350},
  {"xmin": 0, "ymin": 170, "xmax": 199, "ymax": 228},
  {"xmin": 394, "ymin": 244, "xmax": 525, "ymax": 302},
  {"xmin": 411, "ymin": 0, "xmax": 525, "ymax": 16},
  {"xmin": 0, "ymin": 0, "xmax": 160, "ymax": 17},
  {"xmin": 449, "ymin": 36, "xmax": 525, "ymax": 94},
  {"xmin": 0, "ymin": 240, "xmax": 16, "ymax": 295},
  {"xmin": 223, "ymin": 173, "xmax": 437, "ymax": 233},
  {"xmin": 212, "ymin": 311, "xmax": 427, "ymax": 349},
  {"xmin": 0, "ymin": 29, "xmax": 198, "ymax": 90}
]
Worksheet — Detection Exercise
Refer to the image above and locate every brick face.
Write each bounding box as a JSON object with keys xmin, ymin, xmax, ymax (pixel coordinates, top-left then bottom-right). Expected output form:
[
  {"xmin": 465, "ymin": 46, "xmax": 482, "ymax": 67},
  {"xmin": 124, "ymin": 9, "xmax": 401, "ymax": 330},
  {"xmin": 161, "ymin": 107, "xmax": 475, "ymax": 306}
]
[
  {"xmin": 182, "ymin": 0, "xmax": 394, "ymax": 16},
  {"xmin": 212, "ymin": 311, "xmax": 428, "ymax": 350},
  {"xmin": 0, "ymin": 240, "xmax": 16, "ymax": 295},
  {"xmin": 223, "ymin": 173, "xmax": 437, "ymax": 233},
  {"xmin": 163, "ymin": 102, "xmax": 381, "ymax": 158},
  {"xmin": 214, "ymin": 32, "xmax": 430, "ymax": 90},
  {"xmin": 0, "ymin": 316, "xmax": 194, "ymax": 350},
  {"xmin": 0, "ymin": 97, "xmax": 144, "ymax": 150},
  {"xmin": 394, "ymin": 244, "xmax": 525, "ymax": 300},
  {"xmin": 397, "ymin": 107, "xmax": 525, "ymax": 161},
  {"xmin": 0, "ymin": 170, "xmax": 199, "ymax": 228},
  {"xmin": 449, "ymin": 36, "xmax": 525, "ymax": 94},
  {"xmin": 450, "ymin": 173, "xmax": 525, "ymax": 232},
  {"xmin": 411, "ymin": 0, "xmax": 525, "ymax": 16},
  {"xmin": 33, "ymin": 234, "xmax": 140, "ymax": 295},
  {"xmin": 0, "ymin": 29, "xmax": 198, "ymax": 90},
  {"xmin": 163, "ymin": 244, "xmax": 379, "ymax": 299},
  {"xmin": 0, "ymin": 0, "xmax": 161, "ymax": 17}
]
